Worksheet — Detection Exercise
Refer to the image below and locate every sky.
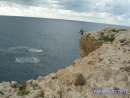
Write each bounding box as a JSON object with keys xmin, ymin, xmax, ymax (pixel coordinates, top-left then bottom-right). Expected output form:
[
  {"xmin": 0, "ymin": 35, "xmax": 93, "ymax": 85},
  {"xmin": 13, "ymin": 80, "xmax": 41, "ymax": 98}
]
[{"xmin": 0, "ymin": 0, "xmax": 130, "ymax": 26}]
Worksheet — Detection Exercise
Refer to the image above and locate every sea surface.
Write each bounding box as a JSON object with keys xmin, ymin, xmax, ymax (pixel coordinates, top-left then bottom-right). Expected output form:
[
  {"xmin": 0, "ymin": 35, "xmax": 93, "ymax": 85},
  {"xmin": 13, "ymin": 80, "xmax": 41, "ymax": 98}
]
[{"xmin": 0, "ymin": 16, "xmax": 129, "ymax": 83}]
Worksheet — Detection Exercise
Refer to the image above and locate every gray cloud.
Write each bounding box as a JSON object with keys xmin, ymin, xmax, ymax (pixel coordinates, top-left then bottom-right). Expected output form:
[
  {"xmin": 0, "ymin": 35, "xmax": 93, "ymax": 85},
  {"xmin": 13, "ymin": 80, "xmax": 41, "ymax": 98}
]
[
  {"xmin": 0, "ymin": 0, "xmax": 130, "ymax": 26},
  {"xmin": 93, "ymin": 0, "xmax": 130, "ymax": 16},
  {"xmin": 1, "ymin": 0, "xmax": 130, "ymax": 16},
  {"xmin": 56, "ymin": 0, "xmax": 130, "ymax": 16},
  {"xmin": 55, "ymin": 0, "xmax": 91, "ymax": 12},
  {"xmin": 0, "ymin": 0, "xmax": 41, "ymax": 6}
]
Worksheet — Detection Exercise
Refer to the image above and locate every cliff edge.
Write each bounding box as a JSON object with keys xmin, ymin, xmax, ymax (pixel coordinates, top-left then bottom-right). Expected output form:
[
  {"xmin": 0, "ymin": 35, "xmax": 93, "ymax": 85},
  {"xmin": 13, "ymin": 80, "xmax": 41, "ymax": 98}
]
[
  {"xmin": 0, "ymin": 28, "xmax": 130, "ymax": 98},
  {"xmin": 79, "ymin": 33, "xmax": 103, "ymax": 57}
]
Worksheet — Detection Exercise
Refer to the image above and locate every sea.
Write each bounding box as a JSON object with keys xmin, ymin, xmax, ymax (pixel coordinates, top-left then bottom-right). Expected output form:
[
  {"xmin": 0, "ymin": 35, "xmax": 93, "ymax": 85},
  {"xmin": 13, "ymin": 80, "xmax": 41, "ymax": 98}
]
[{"xmin": 0, "ymin": 16, "xmax": 129, "ymax": 83}]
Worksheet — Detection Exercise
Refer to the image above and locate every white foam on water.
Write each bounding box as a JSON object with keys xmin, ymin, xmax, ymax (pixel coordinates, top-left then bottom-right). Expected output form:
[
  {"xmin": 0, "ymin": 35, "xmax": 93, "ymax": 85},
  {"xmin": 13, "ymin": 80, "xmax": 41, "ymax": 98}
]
[
  {"xmin": 9, "ymin": 46, "xmax": 28, "ymax": 51},
  {"xmin": 28, "ymin": 48, "xmax": 43, "ymax": 53},
  {"xmin": 15, "ymin": 57, "xmax": 40, "ymax": 63},
  {"xmin": 9, "ymin": 46, "xmax": 43, "ymax": 53}
]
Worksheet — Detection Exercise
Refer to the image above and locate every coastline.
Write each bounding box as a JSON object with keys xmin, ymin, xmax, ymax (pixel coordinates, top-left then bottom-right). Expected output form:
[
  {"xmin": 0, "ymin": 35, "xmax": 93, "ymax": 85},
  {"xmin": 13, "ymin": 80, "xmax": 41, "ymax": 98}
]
[{"xmin": 0, "ymin": 28, "xmax": 130, "ymax": 98}]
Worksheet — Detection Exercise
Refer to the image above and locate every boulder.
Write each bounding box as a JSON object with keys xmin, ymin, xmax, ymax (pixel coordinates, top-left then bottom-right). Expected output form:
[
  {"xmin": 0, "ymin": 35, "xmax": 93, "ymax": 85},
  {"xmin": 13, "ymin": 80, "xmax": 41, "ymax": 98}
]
[
  {"xmin": 11, "ymin": 81, "xmax": 17, "ymax": 88},
  {"xmin": 0, "ymin": 82, "xmax": 12, "ymax": 94}
]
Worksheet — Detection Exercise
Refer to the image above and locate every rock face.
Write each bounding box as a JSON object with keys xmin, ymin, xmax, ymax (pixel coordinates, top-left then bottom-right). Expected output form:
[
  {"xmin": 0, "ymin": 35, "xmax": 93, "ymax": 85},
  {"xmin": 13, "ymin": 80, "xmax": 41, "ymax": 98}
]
[
  {"xmin": 79, "ymin": 33, "xmax": 103, "ymax": 57},
  {"xmin": 0, "ymin": 28, "xmax": 130, "ymax": 98}
]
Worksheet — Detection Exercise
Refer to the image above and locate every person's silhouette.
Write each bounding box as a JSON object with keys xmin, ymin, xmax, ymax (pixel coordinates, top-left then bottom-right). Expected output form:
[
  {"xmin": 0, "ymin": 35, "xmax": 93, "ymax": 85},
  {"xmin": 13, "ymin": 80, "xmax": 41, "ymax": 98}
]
[{"xmin": 78, "ymin": 29, "xmax": 85, "ymax": 35}]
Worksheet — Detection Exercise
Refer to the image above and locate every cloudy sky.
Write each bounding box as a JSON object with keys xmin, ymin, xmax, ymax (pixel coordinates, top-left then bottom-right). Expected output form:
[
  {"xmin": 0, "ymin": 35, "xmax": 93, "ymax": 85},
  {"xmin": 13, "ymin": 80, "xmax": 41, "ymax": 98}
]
[{"xmin": 0, "ymin": 0, "xmax": 130, "ymax": 26}]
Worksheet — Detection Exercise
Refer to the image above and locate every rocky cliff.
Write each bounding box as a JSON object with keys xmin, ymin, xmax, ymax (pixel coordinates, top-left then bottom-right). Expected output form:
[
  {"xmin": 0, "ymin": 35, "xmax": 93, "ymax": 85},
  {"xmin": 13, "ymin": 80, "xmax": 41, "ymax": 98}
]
[
  {"xmin": 0, "ymin": 28, "xmax": 130, "ymax": 98},
  {"xmin": 79, "ymin": 33, "xmax": 103, "ymax": 57}
]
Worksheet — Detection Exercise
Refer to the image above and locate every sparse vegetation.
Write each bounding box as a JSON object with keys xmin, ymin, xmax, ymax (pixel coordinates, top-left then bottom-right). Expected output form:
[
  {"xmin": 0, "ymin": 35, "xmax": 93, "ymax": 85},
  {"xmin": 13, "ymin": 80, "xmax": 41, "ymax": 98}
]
[
  {"xmin": 111, "ymin": 29, "xmax": 126, "ymax": 32},
  {"xmin": 0, "ymin": 91, "xmax": 4, "ymax": 95},
  {"xmin": 121, "ymin": 41, "xmax": 129, "ymax": 46},
  {"xmin": 100, "ymin": 32, "xmax": 104, "ymax": 37},
  {"xmin": 118, "ymin": 29, "xmax": 127, "ymax": 31},
  {"xmin": 75, "ymin": 74, "xmax": 85, "ymax": 86},
  {"xmin": 114, "ymin": 87, "xmax": 120, "ymax": 90},
  {"xmin": 120, "ymin": 39, "xmax": 126, "ymax": 43},
  {"xmin": 98, "ymin": 38, "xmax": 102, "ymax": 40},
  {"xmin": 111, "ymin": 29, "xmax": 118, "ymax": 32},
  {"xmin": 58, "ymin": 91, "xmax": 62, "ymax": 98},
  {"xmin": 52, "ymin": 77, "xmax": 57, "ymax": 79},
  {"xmin": 39, "ymin": 91, "xmax": 44, "ymax": 97},
  {"xmin": 19, "ymin": 80, "xmax": 27, "ymax": 90},
  {"xmin": 120, "ymin": 66, "xmax": 130, "ymax": 72},
  {"xmin": 124, "ymin": 41, "xmax": 129, "ymax": 45},
  {"xmin": 87, "ymin": 33, "xmax": 91, "ymax": 36},
  {"xmin": 92, "ymin": 36, "xmax": 95, "ymax": 39},
  {"xmin": 128, "ymin": 60, "xmax": 130, "ymax": 64},
  {"xmin": 124, "ymin": 66, "xmax": 130, "ymax": 72},
  {"xmin": 21, "ymin": 90, "xmax": 29, "ymax": 96},
  {"xmin": 98, "ymin": 32, "xmax": 115, "ymax": 43},
  {"xmin": 99, "ymin": 58, "xmax": 103, "ymax": 62}
]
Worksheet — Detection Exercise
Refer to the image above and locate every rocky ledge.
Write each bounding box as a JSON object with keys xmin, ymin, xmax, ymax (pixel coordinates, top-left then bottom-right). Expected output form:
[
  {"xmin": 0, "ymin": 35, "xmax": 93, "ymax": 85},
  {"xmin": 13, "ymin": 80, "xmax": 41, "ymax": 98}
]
[{"xmin": 0, "ymin": 28, "xmax": 130, "ymax": 98}]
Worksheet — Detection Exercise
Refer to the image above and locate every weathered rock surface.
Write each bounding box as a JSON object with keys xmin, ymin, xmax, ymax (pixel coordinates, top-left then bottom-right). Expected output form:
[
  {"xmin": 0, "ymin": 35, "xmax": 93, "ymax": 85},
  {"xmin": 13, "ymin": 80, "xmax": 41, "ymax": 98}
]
[
  {"xmin": 0, "ymin": 28, "xmax": 130, "ymax": 98},
  {"xmin": 79, "ymin": 33, "xmax": 103, "ymax": 57}
]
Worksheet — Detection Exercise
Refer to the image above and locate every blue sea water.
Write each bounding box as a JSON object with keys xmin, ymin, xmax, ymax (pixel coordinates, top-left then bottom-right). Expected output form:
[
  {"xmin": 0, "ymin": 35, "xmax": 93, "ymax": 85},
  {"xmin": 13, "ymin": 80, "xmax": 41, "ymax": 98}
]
[{"xmin": 0, "ymin": 16, "xmax": 129, "ymax": 83}]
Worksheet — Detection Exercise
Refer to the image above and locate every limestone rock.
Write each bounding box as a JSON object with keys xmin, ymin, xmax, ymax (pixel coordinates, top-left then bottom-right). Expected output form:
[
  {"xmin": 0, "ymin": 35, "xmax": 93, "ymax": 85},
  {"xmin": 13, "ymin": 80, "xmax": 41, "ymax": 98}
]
[
  {"xmin": 0, "ymin": 82, "xmax": 12, "ymax": 94},
  {"xmin": 26, "ymin": 89, "xmax": 42, "ymax": 98},
  {"xmin": 79, "ymin": 34, "xmax": 103, "ymax": 57},
  {"xmin": 11, "ymin": 81, "xmax": 17, "ymax": 88},
  {"xmin": 10, "ymin": 93, "xmax": 21, "ymax": 98},
  {"xmin": 0, "ymin": 28, "xmax": 130, "ymax": 98}
]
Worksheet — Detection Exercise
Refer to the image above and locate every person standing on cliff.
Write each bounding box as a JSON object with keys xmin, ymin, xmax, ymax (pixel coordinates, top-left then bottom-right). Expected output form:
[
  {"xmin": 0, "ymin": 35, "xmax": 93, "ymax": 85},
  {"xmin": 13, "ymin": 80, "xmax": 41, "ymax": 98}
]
[{"xmin": 78, "ymin": 29, "xmax": 85, "ymax": 35}]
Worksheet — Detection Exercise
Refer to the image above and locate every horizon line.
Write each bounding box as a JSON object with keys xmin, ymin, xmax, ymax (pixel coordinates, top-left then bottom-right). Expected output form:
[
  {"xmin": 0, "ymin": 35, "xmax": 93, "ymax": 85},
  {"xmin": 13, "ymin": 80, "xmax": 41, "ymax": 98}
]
[{"xmin": 0, "ymin": 15, "xmax": 130, "ymax": 27}]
